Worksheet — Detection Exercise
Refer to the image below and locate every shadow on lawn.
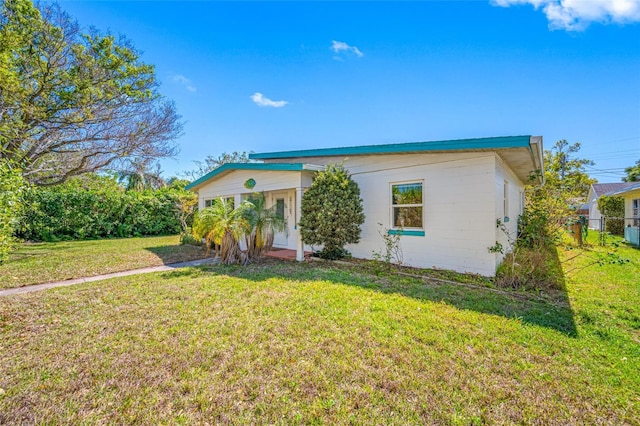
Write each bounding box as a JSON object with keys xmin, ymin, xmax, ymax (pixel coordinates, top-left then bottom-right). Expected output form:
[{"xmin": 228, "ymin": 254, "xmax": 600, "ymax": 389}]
[
  {"xmin": 144, "ymin": 244, "xmax": 209, "ymax": 265},
  {"xmin": 164, "ymin": 246, "xmax": 578, "ymax": 336}
]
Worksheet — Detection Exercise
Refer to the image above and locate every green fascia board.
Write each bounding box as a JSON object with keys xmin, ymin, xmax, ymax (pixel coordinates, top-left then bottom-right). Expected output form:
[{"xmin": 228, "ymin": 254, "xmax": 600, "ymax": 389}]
[
  {"xmin": 185, "ymin": 163, "xmax": 312, "ymax": 190},
  {"xmin": 250, "ymin": 135, "xmax": 532, "ymax": 160},
  {"xmin": 388, "ymin": 229, "xmax": 425, "ymax": 237}
]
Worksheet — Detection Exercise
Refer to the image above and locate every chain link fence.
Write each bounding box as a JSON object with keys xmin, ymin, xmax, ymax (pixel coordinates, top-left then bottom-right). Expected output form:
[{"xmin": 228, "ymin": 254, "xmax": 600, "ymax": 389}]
[{"xmin": 585, "ymin": 216, "xmax": 640, "ymax": 247}]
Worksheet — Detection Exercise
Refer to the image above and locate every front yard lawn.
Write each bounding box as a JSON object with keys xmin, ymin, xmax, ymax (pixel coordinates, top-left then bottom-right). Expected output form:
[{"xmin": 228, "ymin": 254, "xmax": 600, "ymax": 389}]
[
  {"xmin": 0, "ymin": 234, "xmax": 638, "ymax": 424},
  {"xmin": 0, "ymin": 236, "xmax": 207, "ymax": 289}
]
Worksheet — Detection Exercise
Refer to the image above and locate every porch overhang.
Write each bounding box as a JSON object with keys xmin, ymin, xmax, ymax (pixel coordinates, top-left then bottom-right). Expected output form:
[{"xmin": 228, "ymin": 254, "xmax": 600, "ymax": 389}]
[{"xmin": 185, "ymin": 163, "xmax": 324, "ymax": 192}]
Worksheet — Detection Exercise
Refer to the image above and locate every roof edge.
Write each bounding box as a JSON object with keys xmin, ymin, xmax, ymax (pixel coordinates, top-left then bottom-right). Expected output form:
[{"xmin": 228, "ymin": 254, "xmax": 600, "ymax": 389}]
[
  {"xmin": 250, "ymin": 135, "xmax": 533, "ymax": 160},
  {"xmin": 607, "ymin": 182, "xmax": 640, "ymax": 196}
]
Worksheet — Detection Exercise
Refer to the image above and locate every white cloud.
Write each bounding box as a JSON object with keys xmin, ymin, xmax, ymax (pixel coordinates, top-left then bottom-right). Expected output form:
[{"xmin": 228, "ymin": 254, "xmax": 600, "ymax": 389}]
[
  {"xmin": 331, "ymin": 40, "xmax": 364, "ymax": 58},
  {"xmin": 491, "ymin": 0, "xmax": 640, "ymax": 30},
  {"xmin": 250, "ymin": 92, "xmax": 288, "ymax": 108},
  {"xmin": 173, "ymin": 74, "xmax": 196, "ymax": 92}
]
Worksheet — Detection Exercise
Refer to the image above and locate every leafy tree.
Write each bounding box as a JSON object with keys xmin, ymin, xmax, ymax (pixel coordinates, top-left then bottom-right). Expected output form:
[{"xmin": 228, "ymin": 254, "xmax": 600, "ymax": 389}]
[
  {"xmin": 0, "ymin": 0, "xmax": 182, "ymax": 186},
  {"xmin": 623, "ymin": 159, "xmax": 640, "ymax": 182},
  {"xmin": 182, "ymin": 151, "xmax": 254, "ymax": 181},
  {"xmin": 543, "ymin": 140, "xmax": 596, "ymax": 198},
  {"xmin": 164, "ymin": 178, "xmax": 198, "ymax": 236},
  {"xmin": 0, "ymin": 160, "xmax": 26, "ymax": 262},
  {"xmin": 519, "ymin": 140, "xmax": 595, "ymax": 248},
  {"xmin": 299, "ymin": 163, "xmax": 365, "ymax": 259},
  {"xmin": 243, "ymin": 193, "xmax": 286, "ymax": 261}
]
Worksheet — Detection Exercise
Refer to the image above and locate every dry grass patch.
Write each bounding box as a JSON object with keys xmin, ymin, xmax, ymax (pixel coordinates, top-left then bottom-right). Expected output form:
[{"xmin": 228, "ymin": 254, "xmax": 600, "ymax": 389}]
[
  {"xmin": 1, "ymin": 258, "xmax": 638, "ymax": 424},
  {"xmin": 0, "ymin": 236, "xmax": 207, "ymax": 289}
]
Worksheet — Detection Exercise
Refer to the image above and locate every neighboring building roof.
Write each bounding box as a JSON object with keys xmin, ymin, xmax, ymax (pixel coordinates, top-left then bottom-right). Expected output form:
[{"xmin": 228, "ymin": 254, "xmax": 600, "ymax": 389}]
[
  {"xmin": 607, "ymin": 182, "xmax": 640, "ymax": 196},
  {"xmin": 591, "ymin": 182, "xmax": 638, "ymax": 198},
  {"xmin": 250, "ymin": 135, "xmax": 545, "ymax": 185},
  {"xmin": 185, "ymin": 163, "xmax": 323, "ymax": 191}
]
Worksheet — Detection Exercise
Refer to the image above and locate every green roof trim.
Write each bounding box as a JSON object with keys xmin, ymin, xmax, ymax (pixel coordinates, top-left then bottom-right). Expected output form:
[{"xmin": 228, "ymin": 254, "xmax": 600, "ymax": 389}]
[
  {"xmin": 185, "ymin": 163, "xmax": 317, "ymax": 190},
  {"xmin": 250, "ymin": 135, "xmax": 533, "ymax": 160}
]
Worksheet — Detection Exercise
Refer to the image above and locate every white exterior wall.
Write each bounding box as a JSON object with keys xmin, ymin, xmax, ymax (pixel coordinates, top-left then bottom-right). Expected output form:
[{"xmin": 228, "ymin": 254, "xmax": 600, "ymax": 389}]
[
  {"xmin": 273, "ymin": 152, "xmax": 501, "ymax": 276},
  {"xmin": 494, "ymin": 156, "xmax": 526, "ymax": 267},
  {"xmin": 587, "ymin": 187, "xmax": 603, "ymax": 230},
  {"xmin": 623, "ymin": 188, "xmax": 640, "ymax": 223},
  {"xmin": 196, "ymin": 169, "xmax": 311, "ymax": 209}
]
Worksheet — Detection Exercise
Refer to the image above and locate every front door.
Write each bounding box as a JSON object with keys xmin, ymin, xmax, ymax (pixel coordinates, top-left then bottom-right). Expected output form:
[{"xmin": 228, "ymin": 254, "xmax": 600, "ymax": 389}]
[{"xmin": 272, "ymin": 193, "xmax": 288, "ymax": 247}]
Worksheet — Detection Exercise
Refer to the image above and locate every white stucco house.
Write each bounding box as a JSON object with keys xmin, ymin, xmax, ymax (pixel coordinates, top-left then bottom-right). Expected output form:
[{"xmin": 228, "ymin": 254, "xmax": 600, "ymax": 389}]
[
  {"xmin": 586, "ymin": 182, "xmax": 637, "ymax": 230},
  {"xmin": 186, "ymin": 135, "xmax": 544, "ymax": 276}
]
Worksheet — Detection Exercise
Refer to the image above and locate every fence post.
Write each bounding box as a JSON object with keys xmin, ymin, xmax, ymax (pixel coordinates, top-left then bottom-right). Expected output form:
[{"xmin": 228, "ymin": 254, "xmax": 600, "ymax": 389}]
[{"xmin": 571, "ymin": 221, "xmax": 583, "ymax": 246}]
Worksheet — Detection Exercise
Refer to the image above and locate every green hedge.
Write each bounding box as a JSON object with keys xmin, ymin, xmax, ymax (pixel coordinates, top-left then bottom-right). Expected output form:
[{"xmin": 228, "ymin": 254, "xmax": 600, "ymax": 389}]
[
  {"xmin": 1, "ymin": 161, "xmax": 26, "ymax": 262},
  {"xmin": 18, "ymin": 184, "xmax": 186, "ymax": 242}
]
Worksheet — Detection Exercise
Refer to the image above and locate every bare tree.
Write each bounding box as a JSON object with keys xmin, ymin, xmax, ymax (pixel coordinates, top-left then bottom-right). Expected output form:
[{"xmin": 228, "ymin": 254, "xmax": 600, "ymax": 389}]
[
  {"xmin": 0, "ymin": 0, "xmax": 183, "ymax": 185},
  {"xmin": 181, "ymin": 151, "xmax": 254, "ymax": 181}
]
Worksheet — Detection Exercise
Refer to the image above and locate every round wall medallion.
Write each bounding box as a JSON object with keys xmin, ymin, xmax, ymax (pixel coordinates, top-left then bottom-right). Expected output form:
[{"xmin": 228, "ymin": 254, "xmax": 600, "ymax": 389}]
[{"xmin": 244, "ymin": 178, "xmax": 256, "ymax": 189}]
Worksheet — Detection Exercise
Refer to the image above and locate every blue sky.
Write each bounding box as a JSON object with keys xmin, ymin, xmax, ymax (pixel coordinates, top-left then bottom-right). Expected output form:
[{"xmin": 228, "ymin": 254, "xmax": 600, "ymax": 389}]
[{"xmin": 59, "ymin": 1, "xmax": 640, "ymax": 182}]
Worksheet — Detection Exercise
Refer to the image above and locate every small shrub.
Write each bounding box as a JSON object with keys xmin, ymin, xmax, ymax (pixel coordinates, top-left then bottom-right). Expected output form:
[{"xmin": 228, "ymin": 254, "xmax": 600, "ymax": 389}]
[
  {"xmin": 180, "ymin": 230, "xmax": 201, "ymax": 246},
  {"xmin": 371, "ymin": 223, "xmax": 403, "ymax": 269},
  {"xmin": 317, "ymin": 247, "xmax": 351, "ymax": 260},
  {"xmin": 495, "ymin": 246, "xmax": 563, "ymax": 290}
]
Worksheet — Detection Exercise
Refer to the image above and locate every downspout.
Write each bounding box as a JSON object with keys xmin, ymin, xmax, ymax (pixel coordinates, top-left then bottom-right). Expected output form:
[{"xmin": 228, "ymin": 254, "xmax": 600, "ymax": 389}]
[{"xmin": 529, "ymin": 136, "xmax": 545, "ymax": 186}]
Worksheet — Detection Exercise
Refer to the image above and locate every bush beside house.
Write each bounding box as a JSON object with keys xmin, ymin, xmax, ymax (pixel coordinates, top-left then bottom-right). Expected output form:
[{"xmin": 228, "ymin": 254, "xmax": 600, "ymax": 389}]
[{"xmin": 298, "ymin": 164, "xmax": 365, "ymax": 260}]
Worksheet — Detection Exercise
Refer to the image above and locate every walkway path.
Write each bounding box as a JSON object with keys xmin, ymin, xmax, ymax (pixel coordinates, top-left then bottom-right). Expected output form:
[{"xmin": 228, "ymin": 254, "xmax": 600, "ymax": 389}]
[{"xmin": 0, "ymin": 258, "xmax": 217, "ymax": 297}]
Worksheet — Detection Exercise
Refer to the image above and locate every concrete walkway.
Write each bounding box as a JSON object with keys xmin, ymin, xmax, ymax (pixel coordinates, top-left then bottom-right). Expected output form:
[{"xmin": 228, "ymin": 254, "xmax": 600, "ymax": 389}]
[{"xmin": 0, "ymin": 258, "xmax": 218, "ymax": 297}]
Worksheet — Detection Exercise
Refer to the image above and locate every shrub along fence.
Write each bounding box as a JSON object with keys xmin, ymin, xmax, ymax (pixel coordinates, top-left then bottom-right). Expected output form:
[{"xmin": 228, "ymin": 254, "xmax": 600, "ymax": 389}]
[{"xmin": 18, "ymin": 187, "xmax": 184, "ymax": 242}]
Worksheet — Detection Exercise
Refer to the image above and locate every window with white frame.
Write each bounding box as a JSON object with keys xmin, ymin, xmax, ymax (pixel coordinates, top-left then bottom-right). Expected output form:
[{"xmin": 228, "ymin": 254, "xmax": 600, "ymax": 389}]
[
  {"xmin": 633, "ymin": 198, "xmax": 639, "ymax": 226},
  {"xmin": 391, "ymin": 181, "xmax": 423, "ymax": 229},
  {"xmin": 205, "ymin": 196, "xmax": 235, "ymax": 209}
]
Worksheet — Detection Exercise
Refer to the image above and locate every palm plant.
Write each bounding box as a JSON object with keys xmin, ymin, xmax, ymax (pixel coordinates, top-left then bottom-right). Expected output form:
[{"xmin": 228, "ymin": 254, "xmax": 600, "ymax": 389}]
[
  {"xmin": 118, "ymin": 159, "xmax": 166, "ymax": 192},
  {"xmin": 192, "ymin": 198, "xmax": 250, "ymax": 264},
  {"xmin": 244, "ymin": 193, "xmax": 287, "ymax": 261}
]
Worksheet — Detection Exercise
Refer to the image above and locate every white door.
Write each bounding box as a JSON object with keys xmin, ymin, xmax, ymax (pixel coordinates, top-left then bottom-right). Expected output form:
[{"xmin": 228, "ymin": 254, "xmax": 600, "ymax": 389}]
[{"xmin": 272, "ymin": 192, "xmax": 288, "ymax": 247}]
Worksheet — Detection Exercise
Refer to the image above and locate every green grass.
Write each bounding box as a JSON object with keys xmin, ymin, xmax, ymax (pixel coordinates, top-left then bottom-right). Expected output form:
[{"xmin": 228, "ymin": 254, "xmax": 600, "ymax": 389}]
[
  {"xmin": 0, "ymin": 234, "xmax": 638, "ymax": 424},
  {"xmin": 0, "ymin": 236, "xmax": 207, "ymax": 289}
]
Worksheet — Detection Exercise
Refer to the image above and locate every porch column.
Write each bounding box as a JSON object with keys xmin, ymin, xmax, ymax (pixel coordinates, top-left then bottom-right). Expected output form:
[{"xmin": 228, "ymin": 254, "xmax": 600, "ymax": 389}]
[{"xmin": 295, "ymin": 187, "xmax": 304, "ymax": 261}]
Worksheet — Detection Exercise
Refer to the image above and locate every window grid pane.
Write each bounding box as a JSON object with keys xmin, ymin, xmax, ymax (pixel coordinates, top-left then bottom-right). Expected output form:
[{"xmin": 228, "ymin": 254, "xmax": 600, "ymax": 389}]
[
  {"xmin": 391, "ymin": 181, "xmax": 423, "ymax": 229},
  {"xmin": 393, "ymin": 206, "xmax": 423, "ymax": 228},
  {"xmin": 392, "ymin": 183, "xmax": 422, "ymax": 205}
]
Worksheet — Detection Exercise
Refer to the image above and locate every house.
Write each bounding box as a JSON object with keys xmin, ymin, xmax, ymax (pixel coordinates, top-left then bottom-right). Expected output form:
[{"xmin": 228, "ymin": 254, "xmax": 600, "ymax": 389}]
[
  {"xmin": 586, "ymin": 182, "xmax": 637, "ymax": 230},
  {"xmin": 607, "ymin": 182, "xmax": 640, "ymax": 246},
  {"xmin": 186, "ymin": 135, "xmax": 544, "ymax": 276}
]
